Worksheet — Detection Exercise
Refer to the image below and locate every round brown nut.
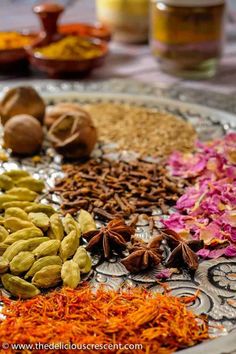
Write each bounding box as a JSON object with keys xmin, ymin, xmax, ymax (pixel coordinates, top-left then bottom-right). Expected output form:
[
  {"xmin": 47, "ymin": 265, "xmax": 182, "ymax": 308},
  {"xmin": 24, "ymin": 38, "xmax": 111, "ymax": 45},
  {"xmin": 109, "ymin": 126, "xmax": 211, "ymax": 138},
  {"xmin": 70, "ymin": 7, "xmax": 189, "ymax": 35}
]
[
  {"xmin": 0, "ymin": 86, "xmax": 45, "ymax": 125},
  {"xmin": 48, "ymin": 111, "xmax": 97, "ymax": 159},
  {"xmin": 4, "ymin": 114, "xmax": 44, "ymax": 155},
  {"xmin": 45, "ymin": 102, "xmax": 89, "ymax": 128}
]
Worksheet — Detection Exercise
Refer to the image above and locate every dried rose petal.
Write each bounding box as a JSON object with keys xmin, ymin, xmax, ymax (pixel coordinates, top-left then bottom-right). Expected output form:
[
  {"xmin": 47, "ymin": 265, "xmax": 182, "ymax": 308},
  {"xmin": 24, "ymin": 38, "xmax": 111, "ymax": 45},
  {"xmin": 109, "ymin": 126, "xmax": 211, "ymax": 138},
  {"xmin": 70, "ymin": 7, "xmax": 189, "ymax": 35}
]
[
  {"xmin": 225, "ymin": 245, "xmax": 236, "ymax": 257},
  {"xmin": 156, "ymin": 268, "xmax": 178, "ymax": 280},
  {"xmin": 166, "ymin": 134, "xmax": 236, "ymax": 260}
]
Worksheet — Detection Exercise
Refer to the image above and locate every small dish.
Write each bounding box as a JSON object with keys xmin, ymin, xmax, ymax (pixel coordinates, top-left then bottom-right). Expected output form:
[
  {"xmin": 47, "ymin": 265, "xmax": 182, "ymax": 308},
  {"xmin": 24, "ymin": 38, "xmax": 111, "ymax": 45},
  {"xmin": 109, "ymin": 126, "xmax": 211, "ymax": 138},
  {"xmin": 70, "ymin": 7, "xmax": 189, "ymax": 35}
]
[
  {"xmin": 59, "ymin": 22, "xmax": 111, "ymax": 42},
  {"xmin": 0, "ymin": 47, "xmax": 27, "ymax": 66},
  {"xmin": 0, "ymin": 32, "xmax": 36, "ymax": 73},
  {"xmin": 27, "ymin": 38, "xmax": 108, "ymax": 78},
  {"xmin": 26, "ymin": 4, "xmax": 109, "ymax": 78}
]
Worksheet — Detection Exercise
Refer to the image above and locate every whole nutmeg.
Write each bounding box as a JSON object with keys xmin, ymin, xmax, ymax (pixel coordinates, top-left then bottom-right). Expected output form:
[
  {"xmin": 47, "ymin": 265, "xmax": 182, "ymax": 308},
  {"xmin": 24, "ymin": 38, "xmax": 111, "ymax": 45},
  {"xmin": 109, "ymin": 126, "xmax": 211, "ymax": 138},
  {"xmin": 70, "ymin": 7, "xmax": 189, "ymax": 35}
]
[
  {"xmin": 48, "ymin": 111, "xmax": 97, "ymax": 159},
  {"xmin": 0, "ymin": 86, "xmax": 45, "ymax": 125},
  {"xmin": 45, "ymin": 102, "xmax": 88, "ymax": 128},
  {"xmin": 4, "ymin": 114, "xmax": 44, "ymax": 155}
]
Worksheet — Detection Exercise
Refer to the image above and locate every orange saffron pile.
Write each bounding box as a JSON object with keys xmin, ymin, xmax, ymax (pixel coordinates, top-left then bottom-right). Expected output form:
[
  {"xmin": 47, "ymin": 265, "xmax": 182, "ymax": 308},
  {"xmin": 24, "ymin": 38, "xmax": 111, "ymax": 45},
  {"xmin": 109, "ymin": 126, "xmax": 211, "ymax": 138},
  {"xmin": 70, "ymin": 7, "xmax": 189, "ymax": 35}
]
[{"xmin": 0, "ymin": 286, "xmax": 209, "ymax": 354}]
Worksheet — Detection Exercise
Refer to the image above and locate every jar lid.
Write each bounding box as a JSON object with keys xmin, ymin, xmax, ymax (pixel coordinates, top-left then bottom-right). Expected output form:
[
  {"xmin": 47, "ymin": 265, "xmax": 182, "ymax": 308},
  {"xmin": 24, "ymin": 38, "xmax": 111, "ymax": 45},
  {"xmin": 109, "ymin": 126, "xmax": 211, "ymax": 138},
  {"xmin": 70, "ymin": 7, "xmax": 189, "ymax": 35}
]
[{"xmin": 156, "ymin": 0, "xmax": 224, "ymax": 6}]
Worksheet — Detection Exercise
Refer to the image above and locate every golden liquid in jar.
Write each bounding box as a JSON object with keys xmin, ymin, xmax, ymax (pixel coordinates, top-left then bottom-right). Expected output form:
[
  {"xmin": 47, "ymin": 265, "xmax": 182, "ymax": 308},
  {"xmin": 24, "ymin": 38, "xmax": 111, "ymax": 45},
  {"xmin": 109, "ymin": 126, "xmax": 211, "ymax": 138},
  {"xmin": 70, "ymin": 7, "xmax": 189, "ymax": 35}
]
[{"xmin": 150, "ymin": 1, "xmax": 225, "ymax": 78}]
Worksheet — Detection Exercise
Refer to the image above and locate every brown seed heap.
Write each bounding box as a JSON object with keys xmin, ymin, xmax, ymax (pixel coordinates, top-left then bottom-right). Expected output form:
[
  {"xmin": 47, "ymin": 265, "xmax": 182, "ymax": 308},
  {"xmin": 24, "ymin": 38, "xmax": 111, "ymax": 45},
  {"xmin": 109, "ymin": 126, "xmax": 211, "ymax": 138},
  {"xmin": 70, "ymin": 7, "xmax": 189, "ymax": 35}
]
[
  {"xmin": 85, "ymin": 103, "xmax": 196, "ymax": 157},
  {"xmin": 53, "ymin": 158, "xmax": 187, "ymax": 218}
]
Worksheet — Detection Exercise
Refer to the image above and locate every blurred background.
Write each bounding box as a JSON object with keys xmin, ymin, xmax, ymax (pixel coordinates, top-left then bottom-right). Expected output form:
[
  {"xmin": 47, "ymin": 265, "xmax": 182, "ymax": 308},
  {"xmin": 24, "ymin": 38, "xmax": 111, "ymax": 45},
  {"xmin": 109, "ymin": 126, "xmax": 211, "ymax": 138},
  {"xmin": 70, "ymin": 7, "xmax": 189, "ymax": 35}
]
[
  {"xmin": 1, "ymin": 0, "xmax": 236, "ymax": 30},
  {"xmin": 1, "ymin": 0, "xmax": 236, "ymax": 95},
  {"xmin": 1, "ymin": 0, "xmax": 95, "ymax": 29}
]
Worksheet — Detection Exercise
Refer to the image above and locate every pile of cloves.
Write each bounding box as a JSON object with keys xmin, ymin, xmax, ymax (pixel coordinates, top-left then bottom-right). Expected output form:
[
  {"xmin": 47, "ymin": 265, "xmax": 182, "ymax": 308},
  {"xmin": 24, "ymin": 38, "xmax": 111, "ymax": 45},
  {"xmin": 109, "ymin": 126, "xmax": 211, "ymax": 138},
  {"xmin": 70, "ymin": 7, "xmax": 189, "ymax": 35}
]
[{"xmin": 52, "ymin": 158, "xmax": 188, "ymax": 218}]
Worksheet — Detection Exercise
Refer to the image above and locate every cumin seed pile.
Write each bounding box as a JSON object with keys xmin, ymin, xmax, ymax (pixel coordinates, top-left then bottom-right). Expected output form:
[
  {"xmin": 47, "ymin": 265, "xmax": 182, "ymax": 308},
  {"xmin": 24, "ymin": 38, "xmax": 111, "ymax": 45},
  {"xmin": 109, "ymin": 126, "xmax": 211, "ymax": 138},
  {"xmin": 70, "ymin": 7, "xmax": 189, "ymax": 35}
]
[{"xmin": 85, "ymin": 103, "xmax": 196, "ymax": 157}]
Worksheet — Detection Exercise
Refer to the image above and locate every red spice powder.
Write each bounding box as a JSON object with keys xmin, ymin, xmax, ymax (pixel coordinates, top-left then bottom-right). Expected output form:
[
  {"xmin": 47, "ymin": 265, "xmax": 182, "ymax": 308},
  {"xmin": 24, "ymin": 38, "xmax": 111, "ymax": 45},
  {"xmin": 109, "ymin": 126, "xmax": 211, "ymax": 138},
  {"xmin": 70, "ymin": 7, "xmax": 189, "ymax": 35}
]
[{"xmin": 0, "ymin": 286, "xmax": 209, "ymax": 354}]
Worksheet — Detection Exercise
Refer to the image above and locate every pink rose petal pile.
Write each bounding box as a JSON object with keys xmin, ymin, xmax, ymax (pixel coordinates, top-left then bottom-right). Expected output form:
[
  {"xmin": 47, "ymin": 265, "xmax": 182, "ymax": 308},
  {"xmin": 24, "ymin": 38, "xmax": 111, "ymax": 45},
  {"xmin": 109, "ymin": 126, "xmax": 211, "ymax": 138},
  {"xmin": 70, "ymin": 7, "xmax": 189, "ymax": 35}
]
[{"xmin": 164, "ymin": 133, "xmax": 236, "ymax": 259}]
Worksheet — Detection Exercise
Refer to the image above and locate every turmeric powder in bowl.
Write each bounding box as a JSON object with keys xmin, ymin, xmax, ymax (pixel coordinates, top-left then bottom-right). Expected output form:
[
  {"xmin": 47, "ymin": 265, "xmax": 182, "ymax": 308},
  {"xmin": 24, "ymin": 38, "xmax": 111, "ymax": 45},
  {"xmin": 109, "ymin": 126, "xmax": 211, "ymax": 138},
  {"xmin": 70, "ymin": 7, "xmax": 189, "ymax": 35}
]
[
  {"xmin": 0, "ymin": 32, "xmax": 34, "ymax": 50},
  {"xmin": 34, "ymin": 35, "xmax": 103, "ymax": 60}
]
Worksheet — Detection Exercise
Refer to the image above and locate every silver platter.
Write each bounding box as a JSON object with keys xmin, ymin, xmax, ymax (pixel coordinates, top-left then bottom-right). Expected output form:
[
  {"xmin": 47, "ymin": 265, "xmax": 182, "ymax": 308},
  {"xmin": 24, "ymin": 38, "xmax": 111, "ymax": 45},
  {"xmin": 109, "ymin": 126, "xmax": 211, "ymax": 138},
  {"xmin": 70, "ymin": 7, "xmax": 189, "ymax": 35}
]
[{"xmin": 0, "ymin": 80, "xmax": 236, "ymax": 354}]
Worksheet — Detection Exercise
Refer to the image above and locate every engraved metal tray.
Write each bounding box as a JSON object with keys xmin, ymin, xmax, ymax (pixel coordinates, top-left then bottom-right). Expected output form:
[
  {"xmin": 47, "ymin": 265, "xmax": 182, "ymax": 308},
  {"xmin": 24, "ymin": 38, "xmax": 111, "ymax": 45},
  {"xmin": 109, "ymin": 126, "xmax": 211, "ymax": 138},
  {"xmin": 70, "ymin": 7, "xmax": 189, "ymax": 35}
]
[{"xmin": 0, "ymin": 80, "xmax": 236, "ymax": 354}]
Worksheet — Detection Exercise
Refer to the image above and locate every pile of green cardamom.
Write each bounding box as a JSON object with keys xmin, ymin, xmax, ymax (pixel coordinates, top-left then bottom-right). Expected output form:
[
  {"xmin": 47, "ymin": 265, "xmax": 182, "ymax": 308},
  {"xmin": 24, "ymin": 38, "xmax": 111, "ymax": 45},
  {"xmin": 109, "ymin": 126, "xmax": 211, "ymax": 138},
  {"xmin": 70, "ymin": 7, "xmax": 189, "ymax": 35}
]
[{"xmin": 0, "ymin": 170, "xmax": 94, "ymax": 299}]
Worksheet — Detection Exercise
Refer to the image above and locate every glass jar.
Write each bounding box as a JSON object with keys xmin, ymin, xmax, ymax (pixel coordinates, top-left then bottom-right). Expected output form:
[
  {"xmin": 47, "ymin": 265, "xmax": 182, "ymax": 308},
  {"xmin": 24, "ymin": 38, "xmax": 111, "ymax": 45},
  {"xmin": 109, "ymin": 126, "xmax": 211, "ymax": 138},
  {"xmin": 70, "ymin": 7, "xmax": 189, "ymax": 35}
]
[
  {"xmin": 150, "ymin": 0, "xmax": 226, "ymax": 79},
  {"xmin": 96, "ymin": 0, "xmax": 149, "ymax": 43}
]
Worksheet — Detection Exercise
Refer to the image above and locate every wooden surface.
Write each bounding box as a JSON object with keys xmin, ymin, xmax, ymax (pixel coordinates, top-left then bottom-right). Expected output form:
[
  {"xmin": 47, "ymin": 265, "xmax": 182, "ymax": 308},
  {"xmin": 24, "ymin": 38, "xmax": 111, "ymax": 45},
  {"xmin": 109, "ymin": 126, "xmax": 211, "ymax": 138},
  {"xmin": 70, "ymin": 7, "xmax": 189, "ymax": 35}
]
[{"xmin": 1, "ymin": 0, "xmax": 236, "ymax": 95}]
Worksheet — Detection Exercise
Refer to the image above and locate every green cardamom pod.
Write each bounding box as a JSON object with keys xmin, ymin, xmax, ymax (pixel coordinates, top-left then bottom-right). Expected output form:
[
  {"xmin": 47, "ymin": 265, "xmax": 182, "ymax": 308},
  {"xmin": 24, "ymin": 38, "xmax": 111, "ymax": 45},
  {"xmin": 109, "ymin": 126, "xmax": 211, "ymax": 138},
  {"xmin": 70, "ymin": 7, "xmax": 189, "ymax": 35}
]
[
  {"xmin": 59, "ymin": 230, "xmax": 79, "ymax": 262},
  {"xmin": 28, "ymin": 212, "xmax": 50, "ymax": 231},
  {"xmin": 0, "ymin": 195, "xmax": 20, "ymax": 209},
  {"xmin": 3, "ymin": 237, "xmax": 50, "ymax": 261},
  {"xmin": 3, "ymin": 217, "xmax": 35, "ymax": 233},
  {"xmin": 2, "ymin": 240, "xmax": 29, "ymax": 261},
  {"xmin": 33, "ymin": 239, "xmax": 60, "ymax": 259},
  {"xmin": 10, "ymin": 251, "xmax": 35, "ymax": 275},
  {"xmin": 4, "ymin": 227, "xmax": 44, "ymax": 245},
  {"xmin": 0, "ymin": 174, "xmax": 13, "ymax": 190},
  {"xmin": 2, "ymin": 201, "xmax": 38, "ymax": 210},
  {"xmin": 4, "ymin": 170, "xmax": 30, "ymax": 181},
  {"xmin": 1, "ymin": 273, "xmax": 40, "ymax": 299},
  {"xmin": 0, "ymin": 256, "xmax": 9, "ymax": 273},
  {"xmin": 48, "ymin": 213, "xmax": 64, "ymax": 241},
  {"xmin": 27, "ymin": 237, "xmax": 50, "ymax": 250},
  {"xmin": 32, "ymin": 265, "xmax": 62, "ymax": 288},
  {"xmin": 78, "ymin": 209, "xmax": 96, "ymax": 234},
  {"xmin": 62, "ymin": 214, "xmax": 81, "ymax": 238},
  {"xmin": 6, "ymin": 188, "xmax": 38, "ymax": 202},
  {"xmin": 25, "ymin": 204, "xmax": 56, "ymax": 216},
  {"xmin": 47, "ymin": 228, "xmax": 55, "ymax": 239},
  {"xmin": 73, "ymin": 246, "xmax": 92, "ymax": 273},
  {"xmin": 0, "ymin": 243, "xmax": 9, "ymax": 256},
  {"xmin": 15, "ymin": 177, "xmax": 45, "ymax": 193},
  {"xmin": 25, "ymin": 255, "xmax": 62, "ymax": 279},
  {"xmin": 5, "ymin": 207, "xmax": 29, "ymax": 220},
  {"xmin": 0, "ymin": 225, "xmax": 9, "ymax": 242},
  {"xmin": 61, "ymin": 260, "xmax": 80, "ymax": 289}
]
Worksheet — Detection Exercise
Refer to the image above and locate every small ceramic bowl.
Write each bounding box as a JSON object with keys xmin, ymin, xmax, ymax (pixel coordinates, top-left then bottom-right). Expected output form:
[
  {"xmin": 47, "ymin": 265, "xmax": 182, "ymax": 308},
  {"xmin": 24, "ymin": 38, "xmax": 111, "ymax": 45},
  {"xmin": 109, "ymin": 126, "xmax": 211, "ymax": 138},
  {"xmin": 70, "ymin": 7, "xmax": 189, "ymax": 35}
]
[
  {"xmin": 59, "ymin": 22, "xmax": 111, "ymax": 42},
  {"xmin": 27, "ymin": 38, "xmax": 108, "ymax": 78},
  {"xmin": 0, "ymin": 32, "xmax": 36, "ymax": 73}
]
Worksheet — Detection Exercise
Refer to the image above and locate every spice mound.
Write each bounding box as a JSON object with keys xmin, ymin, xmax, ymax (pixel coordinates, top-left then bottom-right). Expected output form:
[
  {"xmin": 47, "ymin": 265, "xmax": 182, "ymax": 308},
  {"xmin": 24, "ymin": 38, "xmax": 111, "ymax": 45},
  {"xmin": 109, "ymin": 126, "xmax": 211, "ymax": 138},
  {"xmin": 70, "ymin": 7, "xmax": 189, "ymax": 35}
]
[
  {"xmin": 0, "ymin": 32, "xmax": 33, "ymax": 50},
  {"xmin": 85, "ymin": 103, "xmax": 196, "ymax": 157},
  {"xmin": 34, "ymin": 35, "xmax": 103, "ymax": 60},
  {"xmin": 53, "ymin": 158, "xmax": 187, "ymax": 217},
  {"xmin": 164, "ymin": 133, "xmax": 236, "ymax": 260},
  {"xmin": 0, "ymin": 286, "xmax": 209, "ymax": 354},
  {"xmin": 0, "ymin": 169, "xmax": 93, "ymax": 298}
]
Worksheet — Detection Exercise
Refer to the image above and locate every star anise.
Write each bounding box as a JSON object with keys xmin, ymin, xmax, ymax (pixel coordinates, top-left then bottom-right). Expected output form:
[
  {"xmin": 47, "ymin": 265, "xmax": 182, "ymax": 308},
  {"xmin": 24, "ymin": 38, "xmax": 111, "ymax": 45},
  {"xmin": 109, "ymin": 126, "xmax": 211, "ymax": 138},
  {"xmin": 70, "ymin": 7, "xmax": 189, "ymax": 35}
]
[
  {"xmin": 83, "ymin": 219, "xmax": 134, "ymax": 259},
  {"xmin": 121, "ymin": 235, "xmax": 163, "ymax": 273},
  {"xmin": 163, "ymin": 230, "xmax": 204, "ymax": 271}
]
